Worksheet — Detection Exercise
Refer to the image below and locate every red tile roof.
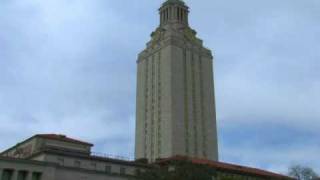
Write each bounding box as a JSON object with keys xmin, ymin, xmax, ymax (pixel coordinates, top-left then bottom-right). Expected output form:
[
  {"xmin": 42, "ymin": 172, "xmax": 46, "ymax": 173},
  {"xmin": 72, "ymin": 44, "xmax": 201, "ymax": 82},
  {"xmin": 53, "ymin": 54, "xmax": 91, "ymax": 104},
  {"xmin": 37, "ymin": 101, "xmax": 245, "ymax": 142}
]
[
  {"xmin": 36, "ymin": 134, "xmax": 93, "ymax": 146},
  {"xmin": 156, "ymin": 156, "xmax": 294, "ymax": 179}
]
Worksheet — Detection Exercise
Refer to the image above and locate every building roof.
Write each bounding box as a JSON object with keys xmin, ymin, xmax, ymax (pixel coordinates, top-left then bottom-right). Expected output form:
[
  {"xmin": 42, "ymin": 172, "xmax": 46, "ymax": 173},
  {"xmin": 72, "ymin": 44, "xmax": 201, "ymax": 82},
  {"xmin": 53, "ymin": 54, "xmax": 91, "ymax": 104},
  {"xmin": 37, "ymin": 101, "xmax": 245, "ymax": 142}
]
[
  {"xmin": 36, "ymin": 134, "xmax": 93, "ymax": 146},
  {"xmin": 162, "ymin": 0, "xmax": 186, "ymax": 7},
  {"xmin": 156, "ymin": 156, "xmax": 294, "ymax": 179},
  {"xmin": 1, "ymin": 134, "xmax": 93, "ymax": 156},
  {"xmin": 28, "ymin": 147, "xmax": 151, "ymax": 168}
]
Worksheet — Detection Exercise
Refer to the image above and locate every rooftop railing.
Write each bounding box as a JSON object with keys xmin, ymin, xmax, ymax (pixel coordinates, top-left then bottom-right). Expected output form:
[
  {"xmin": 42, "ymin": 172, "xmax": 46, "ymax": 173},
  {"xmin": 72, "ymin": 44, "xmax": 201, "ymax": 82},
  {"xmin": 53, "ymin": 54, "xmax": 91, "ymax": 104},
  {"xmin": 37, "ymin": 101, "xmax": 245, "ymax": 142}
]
[{"xmin": 90, "ymin": 152, "xmax": 134, "ymax": 161}]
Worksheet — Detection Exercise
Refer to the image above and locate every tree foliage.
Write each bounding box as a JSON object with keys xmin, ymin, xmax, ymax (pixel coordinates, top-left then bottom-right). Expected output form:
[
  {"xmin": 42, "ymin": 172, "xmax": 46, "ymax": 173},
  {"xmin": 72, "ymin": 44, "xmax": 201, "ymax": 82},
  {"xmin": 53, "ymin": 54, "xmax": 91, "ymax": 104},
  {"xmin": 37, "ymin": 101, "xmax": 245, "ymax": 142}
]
[
  {"xmin": 137, "ymin": 160, "xmax": 216, "ymax": 180},
  {"xmin": 288, "ymin": 165, "xmax": 319, "ymax": 180}
]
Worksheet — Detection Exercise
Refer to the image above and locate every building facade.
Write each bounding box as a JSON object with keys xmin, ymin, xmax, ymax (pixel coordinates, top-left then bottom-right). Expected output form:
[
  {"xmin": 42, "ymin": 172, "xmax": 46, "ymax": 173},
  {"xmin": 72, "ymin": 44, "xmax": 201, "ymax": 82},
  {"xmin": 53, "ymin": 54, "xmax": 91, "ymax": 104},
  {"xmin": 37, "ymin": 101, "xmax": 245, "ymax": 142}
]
[
  {"xmin": 0, "ymin": 134, "xmax": 293, "ymax": 180},
  {"xmin": 135, "ymin": 0, "xmax": 218, "ymax": 162},
  {"xmin": 0, "ymin": 134, "xmax": 148, "ymax": 180}
]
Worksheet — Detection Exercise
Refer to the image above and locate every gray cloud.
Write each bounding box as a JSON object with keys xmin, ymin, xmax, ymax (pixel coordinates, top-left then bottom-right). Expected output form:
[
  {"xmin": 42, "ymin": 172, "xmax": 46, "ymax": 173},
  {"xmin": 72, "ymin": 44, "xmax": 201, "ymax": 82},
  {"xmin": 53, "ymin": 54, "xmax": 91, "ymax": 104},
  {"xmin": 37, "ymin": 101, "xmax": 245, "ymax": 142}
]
[
  {"xmin": 219, "ymin": 122, "xmax": 320, "ymax": 173},
  {"xmin": 0, "ymin": 0, "xmax": 319, "ymax": 174}
]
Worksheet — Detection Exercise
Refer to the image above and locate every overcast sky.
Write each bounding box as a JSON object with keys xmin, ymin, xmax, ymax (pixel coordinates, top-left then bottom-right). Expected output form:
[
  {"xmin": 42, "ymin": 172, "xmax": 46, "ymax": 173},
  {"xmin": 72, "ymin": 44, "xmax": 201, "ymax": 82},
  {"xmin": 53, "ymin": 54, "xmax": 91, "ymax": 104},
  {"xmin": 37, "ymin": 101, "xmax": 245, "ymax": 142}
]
[{"xmin": 0, "ymin": 0, "xmax": 319, "ymax": 175}]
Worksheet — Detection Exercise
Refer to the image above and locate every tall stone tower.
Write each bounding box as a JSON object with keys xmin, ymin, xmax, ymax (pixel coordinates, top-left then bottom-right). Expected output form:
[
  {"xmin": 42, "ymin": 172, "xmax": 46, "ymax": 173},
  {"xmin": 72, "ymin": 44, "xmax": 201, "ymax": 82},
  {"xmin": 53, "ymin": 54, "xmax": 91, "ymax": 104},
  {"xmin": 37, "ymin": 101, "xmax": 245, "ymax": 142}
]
[{"xmin": 135, "ymin": 0, "xmax": 218, "ymax": 162}]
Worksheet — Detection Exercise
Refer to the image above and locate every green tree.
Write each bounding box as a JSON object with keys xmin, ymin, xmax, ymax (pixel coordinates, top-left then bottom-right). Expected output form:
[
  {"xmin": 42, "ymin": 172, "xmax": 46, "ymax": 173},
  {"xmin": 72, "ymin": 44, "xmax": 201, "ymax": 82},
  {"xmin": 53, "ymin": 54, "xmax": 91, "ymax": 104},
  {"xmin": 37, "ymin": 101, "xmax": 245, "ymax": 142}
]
[{"xmin": 137, "ymin": 160, "xmax": 216, "ymax": 180}]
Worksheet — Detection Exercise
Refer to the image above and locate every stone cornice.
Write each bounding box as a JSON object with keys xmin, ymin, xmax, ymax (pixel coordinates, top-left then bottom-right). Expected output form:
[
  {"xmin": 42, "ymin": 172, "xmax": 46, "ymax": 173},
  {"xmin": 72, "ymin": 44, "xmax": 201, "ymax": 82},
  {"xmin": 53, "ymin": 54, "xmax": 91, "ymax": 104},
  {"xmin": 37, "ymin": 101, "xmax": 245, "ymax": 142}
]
[
  {"xmin": 137, "ymin": 36, "xmax": 213, "ymax": 63},
  {"xmin": 0, "ymin": 156, "xmax": 58, "ymax": 167}
]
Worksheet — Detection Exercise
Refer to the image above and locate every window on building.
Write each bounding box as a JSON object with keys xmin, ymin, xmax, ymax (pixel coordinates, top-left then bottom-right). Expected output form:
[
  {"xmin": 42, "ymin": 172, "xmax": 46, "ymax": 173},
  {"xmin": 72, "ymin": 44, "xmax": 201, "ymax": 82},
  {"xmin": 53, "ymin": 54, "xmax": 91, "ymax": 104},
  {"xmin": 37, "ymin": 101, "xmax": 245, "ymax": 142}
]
[
  {"xmin": 32, "ymin": 172, "xmax": 42, "ymax": 180},
  {"xmin": 2, "ymin": 169, "xmax": 14, "ymax": 180},
  {"xmin": 17, "ymin": 171, "xmax": 28, "ymax": 180},
  {"xmin": 105, "ymin": 165, "xmax": 112, "ymax": 174},
  {"xmin": 80, "ymin": 176, "xmax": 88, "ymax": 180},
  {"xmin": 57, "ymin": 157, "xmax": 64, "ymax": 166},
  {"xmin": 74, "ymin": 160, "xmax": 81, "ymax": 168},
  {"xmin": 135, "ymin": 168, "xmax": 141, "ymax": 176},
  {"xmin": 91, "ymin": 162, "xmax": 97, "ymax": 170},
  {"xmin": 168, "ymin": 165, "xmax": 175, "ymax": 172},
  {"xmin": 120, "ymin": 167, "xmax": 126, "ymax": 175}
]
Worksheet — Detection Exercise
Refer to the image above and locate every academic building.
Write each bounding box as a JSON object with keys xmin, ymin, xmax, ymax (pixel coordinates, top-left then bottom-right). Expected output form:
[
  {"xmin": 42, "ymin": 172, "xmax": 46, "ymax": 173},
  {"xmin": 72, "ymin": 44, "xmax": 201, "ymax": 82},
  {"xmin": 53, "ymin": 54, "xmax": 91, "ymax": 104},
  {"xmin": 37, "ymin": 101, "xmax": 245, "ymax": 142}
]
[{"xmin": 0, "ymin": 0, "xmax": 294, "ymax": 180}]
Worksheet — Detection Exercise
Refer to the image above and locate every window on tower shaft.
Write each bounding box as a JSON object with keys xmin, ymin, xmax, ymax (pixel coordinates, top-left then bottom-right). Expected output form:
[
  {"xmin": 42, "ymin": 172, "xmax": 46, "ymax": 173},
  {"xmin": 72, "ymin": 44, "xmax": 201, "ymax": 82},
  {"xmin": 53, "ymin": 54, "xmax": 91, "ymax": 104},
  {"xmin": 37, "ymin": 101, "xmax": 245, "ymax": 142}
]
[{"xmin": 166, "ymin": 8, "xmax": 168, "ymax": 21}]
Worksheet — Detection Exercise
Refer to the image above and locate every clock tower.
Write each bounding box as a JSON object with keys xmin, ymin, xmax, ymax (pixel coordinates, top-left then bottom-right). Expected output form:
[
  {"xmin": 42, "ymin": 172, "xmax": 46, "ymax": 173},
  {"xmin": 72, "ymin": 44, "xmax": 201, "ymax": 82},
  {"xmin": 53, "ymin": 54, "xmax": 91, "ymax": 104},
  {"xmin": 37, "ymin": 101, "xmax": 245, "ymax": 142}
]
[{"xmin": 135, "ymin": 0, "xmax": 218, "ymax": 162}]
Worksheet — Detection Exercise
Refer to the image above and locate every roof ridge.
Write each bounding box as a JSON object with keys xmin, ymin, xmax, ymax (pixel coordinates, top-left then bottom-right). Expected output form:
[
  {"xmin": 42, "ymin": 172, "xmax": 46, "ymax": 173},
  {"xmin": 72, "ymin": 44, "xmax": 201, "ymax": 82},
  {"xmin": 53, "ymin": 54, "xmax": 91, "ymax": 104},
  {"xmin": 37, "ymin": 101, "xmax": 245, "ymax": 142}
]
[{"xmin": 36, "ymin": 134, "xmax": 93, "ymax": 146}]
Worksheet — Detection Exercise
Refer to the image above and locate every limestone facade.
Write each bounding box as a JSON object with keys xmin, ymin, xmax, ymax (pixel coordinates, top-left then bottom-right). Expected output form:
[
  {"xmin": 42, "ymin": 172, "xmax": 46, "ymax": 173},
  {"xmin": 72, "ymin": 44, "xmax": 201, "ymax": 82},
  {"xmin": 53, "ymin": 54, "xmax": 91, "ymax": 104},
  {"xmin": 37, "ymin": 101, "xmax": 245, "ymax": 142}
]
[
  {"xmin": 135, "ymin": 0, "xmax": 218, "ymax": 162},
  {"xmin": 0, "ymin": 156, "xmax": 136, "ymax": 180},
  {"xmin": 0, "ymin": 134, "xmax": 147, "ymax": 180},
  {"xmin": 1, "ymin": 134, "xmax": 92, "ymax": 159},
  {"xmin": 0, "ymin": 134, "xmax": 292, "ymax": 180}
]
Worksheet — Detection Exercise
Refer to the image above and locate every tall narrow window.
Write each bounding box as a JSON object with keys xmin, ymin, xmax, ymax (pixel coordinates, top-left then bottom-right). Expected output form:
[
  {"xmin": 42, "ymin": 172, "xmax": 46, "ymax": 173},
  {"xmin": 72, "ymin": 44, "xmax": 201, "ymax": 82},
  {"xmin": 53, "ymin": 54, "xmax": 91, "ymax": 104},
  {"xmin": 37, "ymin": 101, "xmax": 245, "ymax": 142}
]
[
  {"xmin": 74, "ymin": 160, "xmax": 81, "ymax": 168},
  {"xmin": 164, "ymin": 9, "xmax": 167, "ymax": 22},
  {"xmin": 162, "ymin": 11, "xmax": 165, "ymax": 23},
  {"xmin": 135, "ymin": 168, "xmax": 141, "ymax": 176},
  {"xmin": 57, "ymin": 157, "xmax": 64, "ymax": 166},
  {"xmin": 182, "ymin": 10, "xmax": 185, "ymax": 22},
  {"xmin": 32, "ymin": 172, "xmax": 42, "ymax": 180},
  {"xmin": 120, "ymin": 167, "xmax": 126, "ymax": 175},
  {"xmin": 2, "ymin": 169, "xmax": 14, "ymax": 180},
  {"xmin": 181, "ymin": 8, "xmax": 183, "ymax": 21},
  {"xmin": 91, "ymin": 162, "xmax": 97, "ymax": 170},
  {"xmin": 17, "ymin": 171, "xmax": 28, "ymax": 180},
  {"xmin": 185, "ymin": 10, "xmax": 187, "ymax": 22},
  {"xmin": 177, "ymin": 8, "xmax": 180, "ymax": 20},
  {"xmin": 105, "ymin": 165, "xmax": 112, "ymax": 174},
  {"xmin": 166, "ymin": 8, "xmax": 168, "ymax": 21}
]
